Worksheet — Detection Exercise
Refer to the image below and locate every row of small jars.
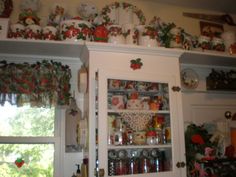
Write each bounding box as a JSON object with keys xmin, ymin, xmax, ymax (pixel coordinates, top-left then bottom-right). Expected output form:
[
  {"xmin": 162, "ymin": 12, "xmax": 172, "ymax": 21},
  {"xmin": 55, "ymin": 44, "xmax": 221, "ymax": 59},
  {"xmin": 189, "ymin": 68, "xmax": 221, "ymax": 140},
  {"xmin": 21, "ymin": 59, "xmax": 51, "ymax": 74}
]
[
  {"xmin": 7, "ymin": 19, "xmax": 175, "ymax": 47},
  {"xmin": 108, "ymin": 149, "xmax": 167, "ymax": 176},
  {"xmin": 198, "ymin": 35, "xmax": 225, "ymax": 52}
]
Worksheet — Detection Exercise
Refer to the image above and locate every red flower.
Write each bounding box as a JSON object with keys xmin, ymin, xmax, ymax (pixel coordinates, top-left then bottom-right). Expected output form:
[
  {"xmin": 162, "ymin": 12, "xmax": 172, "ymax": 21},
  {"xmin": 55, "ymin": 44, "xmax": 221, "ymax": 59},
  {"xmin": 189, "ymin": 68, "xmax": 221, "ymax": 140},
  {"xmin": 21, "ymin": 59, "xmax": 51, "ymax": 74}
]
[{"xmin": 191, "ymin": 134, "xmax": 205, "ymax": 145}]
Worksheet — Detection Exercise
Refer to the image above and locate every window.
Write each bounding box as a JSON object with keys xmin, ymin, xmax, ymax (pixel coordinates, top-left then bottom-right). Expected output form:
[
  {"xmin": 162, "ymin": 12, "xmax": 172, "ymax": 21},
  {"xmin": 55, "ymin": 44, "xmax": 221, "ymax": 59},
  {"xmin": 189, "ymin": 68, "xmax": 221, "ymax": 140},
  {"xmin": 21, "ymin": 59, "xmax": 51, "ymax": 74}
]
[{"xmin": 0, "ymin": 102, "xmax": 60, "ymax": 177}]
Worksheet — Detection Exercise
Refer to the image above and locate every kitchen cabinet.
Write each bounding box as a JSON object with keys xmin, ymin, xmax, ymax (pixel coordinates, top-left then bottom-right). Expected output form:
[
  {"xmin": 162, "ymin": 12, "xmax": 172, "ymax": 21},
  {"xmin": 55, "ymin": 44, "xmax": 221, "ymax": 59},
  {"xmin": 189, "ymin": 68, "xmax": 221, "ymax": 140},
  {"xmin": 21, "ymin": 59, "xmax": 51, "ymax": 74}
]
[
  {"xmin": 1, "ymin": 39, "xmax": 236, "ymax": 177},
  {"xmin": 83, "ymin": 42, "xmax": 186, "ymax": 177}
]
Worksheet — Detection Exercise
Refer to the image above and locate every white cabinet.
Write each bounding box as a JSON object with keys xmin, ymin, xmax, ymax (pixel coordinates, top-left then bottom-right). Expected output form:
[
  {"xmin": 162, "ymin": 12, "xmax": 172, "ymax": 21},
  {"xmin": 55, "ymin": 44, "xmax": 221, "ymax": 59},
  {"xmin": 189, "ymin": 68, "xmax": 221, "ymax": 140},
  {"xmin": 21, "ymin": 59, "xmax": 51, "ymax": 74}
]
[{"xmin": 84, "ymin": 43, "xmax": 186, "ymax": 177}]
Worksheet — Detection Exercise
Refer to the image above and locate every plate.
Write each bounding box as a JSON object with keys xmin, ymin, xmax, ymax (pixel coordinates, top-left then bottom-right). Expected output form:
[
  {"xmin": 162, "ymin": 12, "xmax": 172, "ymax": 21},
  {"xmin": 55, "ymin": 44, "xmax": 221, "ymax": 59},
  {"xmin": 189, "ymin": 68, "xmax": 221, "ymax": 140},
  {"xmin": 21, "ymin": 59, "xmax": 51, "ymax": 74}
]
[
  {"xmin": 181, "ymin": 68, "xmax": 199, "ymax": 89},
  {"xmin": 101, "ymin": 2, "xmax": 146, "ymax": 25},
  {"xmin": 0, "ymin": 0, "xmax": 13, "ymax": 18}
]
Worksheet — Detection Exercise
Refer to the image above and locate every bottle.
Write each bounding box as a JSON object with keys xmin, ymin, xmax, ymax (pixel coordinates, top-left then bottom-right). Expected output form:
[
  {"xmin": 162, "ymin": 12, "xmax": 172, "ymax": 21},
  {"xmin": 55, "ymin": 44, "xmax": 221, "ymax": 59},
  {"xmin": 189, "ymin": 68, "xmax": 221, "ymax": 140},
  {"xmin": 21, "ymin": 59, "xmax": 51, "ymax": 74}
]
[
  {"xmin": 81, "ymin": 158, "xmax": 88, "ymax": 177},
  {"xmin": 75, "ymin": 164, "xmax": 81, "ymax": 177}
]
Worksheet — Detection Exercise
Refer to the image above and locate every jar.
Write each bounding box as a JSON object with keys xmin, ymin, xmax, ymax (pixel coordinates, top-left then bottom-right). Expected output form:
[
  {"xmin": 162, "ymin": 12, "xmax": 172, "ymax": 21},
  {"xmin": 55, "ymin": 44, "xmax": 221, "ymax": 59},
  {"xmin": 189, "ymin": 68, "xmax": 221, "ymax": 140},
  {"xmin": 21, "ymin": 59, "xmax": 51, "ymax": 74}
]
[
  {"xmin": 198, "ymin": 35, "xmax": 211, "ymax": 50},
  {"xmin": 140, "ymin": 150, "xmax": 151, "ymax": 173},
  {"xmin": 60, "ymin": 19, "xmax": 92, "ymax": 41},
  {"xmin": 108, "ymin": 150, "xmax": 117, "ymax": 176},
  {"xmin": 42, "ymin": 25, "xmax": 58, "ymax": 40},
  {"xmin": 25, "ymin": 24, "xmax": 42, "ymax": 40},
  {"xmin": 133, "ymin": 131, "xmax": 146, "ymax": 145},
  {"xmin": 221, "ymin": 31, "xmax": 236, "ymax": 51},
  {"xmin": 115, "ymin": 150, "xmax": 128, "ymax": 175},
  {"xmin": 137, "ymin": 25, "xmax": 158, "ymax": 47},
  {"xmin": 146, "ymin": 131, "xmax": 157, "ymax": 145},
  {"xmin": 128, "ymin": 150, "xmax": 139, "ymax": 174},
  {"xmin": 108, "ymin": 25, "xmax": 125, "ymax": 44},
  {"xmin": 9, "ymin": 23, "xmax": 25, "ymax": 39},
  {"xmin": 212, "ymin": 37, "xmax": 225, "ymax": 52},
  {"xmin": 170, "ymin": 27, "xmax": 182, "ymax": 48},
  {"xmin": 150, "ymin": 149, "xmax": 161, "ymax": 172}
]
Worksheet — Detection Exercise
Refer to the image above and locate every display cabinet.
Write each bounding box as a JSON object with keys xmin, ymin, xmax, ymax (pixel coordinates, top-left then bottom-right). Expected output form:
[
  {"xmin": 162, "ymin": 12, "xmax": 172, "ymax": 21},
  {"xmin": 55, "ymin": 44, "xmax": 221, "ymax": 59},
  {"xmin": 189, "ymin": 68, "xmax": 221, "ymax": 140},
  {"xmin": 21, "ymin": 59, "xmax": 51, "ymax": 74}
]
[{"xmin": 83, "ymin": 43, "xmax": 186, "ymax": 177}]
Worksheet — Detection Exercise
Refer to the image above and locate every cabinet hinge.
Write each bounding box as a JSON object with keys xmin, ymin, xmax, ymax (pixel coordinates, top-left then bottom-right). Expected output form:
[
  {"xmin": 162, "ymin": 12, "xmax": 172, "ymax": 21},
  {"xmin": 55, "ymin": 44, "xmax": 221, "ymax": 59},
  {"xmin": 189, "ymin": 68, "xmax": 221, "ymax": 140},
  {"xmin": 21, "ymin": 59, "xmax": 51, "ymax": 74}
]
[{"xmin": 172, "ymin": 86, "xmax": 181, "ymax": 92}]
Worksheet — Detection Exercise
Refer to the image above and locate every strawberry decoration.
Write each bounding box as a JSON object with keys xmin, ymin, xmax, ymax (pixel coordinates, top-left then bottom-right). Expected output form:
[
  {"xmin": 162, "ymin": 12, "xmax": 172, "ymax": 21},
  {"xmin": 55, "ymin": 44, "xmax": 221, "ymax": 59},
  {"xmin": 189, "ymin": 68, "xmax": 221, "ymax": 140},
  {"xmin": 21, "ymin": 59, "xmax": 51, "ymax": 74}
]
[
  {"xmin": 130, "ymin": 58, "xmax": 143, "ymax": 70},
  {"xmin": 15, "ymin": 158, "xmax": 25, "ymax": 168}
]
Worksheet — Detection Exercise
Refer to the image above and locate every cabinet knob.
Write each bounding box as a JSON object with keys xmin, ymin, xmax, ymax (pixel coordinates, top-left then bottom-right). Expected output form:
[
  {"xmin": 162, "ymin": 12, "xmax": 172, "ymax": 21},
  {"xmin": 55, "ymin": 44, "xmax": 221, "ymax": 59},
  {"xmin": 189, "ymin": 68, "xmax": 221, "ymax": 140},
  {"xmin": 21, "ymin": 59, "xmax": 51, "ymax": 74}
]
[
  {"xmin": 176, "ymin": 161, "xmax": 186, "ymax": 168},
  {"xmin": 225, "ymin": 111, "xmax": 232, "ymax": 119},
  {"xmin": 172, "ymin": 86, "xmax": 181, "ymax": 92},
  {"xmin": 176, "ymin": 162, "xmax": 181, "ymax": 168}
]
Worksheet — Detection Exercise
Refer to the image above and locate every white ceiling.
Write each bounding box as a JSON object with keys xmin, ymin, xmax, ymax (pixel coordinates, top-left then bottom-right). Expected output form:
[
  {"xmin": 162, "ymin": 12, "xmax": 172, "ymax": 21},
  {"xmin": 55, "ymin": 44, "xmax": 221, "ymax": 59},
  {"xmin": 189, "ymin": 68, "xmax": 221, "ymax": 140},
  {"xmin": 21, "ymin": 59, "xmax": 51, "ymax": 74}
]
[{"xmin": 152, "ymin": 0, "xmax": 236, "ymax": 14}]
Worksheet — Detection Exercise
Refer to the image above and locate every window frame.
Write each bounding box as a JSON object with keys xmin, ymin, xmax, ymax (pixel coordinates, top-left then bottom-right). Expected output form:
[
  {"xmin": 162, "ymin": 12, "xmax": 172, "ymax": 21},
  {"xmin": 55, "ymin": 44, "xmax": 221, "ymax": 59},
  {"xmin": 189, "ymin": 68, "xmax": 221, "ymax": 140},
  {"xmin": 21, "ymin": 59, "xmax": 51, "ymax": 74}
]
[{"xmin": 0, "ymin": 106, "xmax": 63, "ymax": 177}]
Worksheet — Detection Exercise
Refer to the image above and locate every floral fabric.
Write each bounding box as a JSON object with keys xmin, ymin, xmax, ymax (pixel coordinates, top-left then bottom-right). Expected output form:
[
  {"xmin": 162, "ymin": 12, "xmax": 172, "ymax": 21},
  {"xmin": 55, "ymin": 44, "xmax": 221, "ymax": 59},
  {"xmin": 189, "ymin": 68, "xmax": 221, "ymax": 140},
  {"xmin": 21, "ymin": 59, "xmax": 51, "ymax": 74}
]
[{"xmin": 0, "ymin": 60, "xmax": 71, "ymax": 107}]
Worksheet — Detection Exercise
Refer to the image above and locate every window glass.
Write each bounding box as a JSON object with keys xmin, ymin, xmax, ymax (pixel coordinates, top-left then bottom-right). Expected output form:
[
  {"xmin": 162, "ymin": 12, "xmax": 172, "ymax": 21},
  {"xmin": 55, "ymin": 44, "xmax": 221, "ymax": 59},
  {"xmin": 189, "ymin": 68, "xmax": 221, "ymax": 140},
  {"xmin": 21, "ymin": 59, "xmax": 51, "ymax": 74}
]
[{"xmin": 0, "ymin": 102, "xmax": 55, "ymax": 137}]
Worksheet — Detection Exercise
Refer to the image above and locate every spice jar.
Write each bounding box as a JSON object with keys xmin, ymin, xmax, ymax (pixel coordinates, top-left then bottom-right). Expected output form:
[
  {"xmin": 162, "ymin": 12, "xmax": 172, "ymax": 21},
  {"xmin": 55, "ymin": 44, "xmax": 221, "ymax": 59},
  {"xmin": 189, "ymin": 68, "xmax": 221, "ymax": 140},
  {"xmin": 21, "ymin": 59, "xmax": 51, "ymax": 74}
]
[
  {"xmin": 139, "ymin": 150, "xmax": 151, "ymax": 173},
  {"xmin": 128, "ymin": 150, "xmax": 139, "ymax": 174},
  {"xmin": 108, "ymin": 150, "xmax": 117, "ymax": 176},
  {"xmin": 115, "ymin": 150, "xmax": 128, "ymax": 175}
]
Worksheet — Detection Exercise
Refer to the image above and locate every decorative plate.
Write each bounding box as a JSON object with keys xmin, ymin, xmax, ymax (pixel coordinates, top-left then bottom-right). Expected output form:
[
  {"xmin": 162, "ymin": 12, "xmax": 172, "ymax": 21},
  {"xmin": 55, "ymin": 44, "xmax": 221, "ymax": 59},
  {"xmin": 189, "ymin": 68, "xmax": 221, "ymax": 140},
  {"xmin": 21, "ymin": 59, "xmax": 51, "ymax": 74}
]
[
  {"xmin": 101, "ymin": 2, "xmax": 146, "ymax": 25},
  {"xmin": 0, "ymin": 0, "xmax": 13, "ymax": 18},
  {"xmin": 181, "ymin": 68, "xmax": 199, "ymax": 89}
]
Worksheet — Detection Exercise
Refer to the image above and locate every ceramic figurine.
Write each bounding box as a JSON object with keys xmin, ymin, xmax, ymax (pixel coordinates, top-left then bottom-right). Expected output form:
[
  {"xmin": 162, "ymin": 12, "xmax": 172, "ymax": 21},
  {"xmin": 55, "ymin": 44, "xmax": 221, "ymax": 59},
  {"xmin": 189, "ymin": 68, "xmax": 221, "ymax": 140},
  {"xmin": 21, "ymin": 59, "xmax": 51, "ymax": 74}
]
[{"xmin": 18, "ymin": 8, "xmax": 40, "ymax": 26}]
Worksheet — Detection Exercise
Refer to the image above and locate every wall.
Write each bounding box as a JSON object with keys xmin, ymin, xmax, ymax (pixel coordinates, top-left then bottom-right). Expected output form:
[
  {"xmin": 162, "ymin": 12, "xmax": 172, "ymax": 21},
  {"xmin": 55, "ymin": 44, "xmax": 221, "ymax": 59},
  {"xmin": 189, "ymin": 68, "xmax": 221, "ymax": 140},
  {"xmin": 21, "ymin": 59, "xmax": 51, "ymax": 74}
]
[
  {"xmin": 10, "ymin": 0, "xmax": 236, "ymax": 36},
  {"xmin": 7, "ymin": 1, "xmax": 236, "ymax": 176}
]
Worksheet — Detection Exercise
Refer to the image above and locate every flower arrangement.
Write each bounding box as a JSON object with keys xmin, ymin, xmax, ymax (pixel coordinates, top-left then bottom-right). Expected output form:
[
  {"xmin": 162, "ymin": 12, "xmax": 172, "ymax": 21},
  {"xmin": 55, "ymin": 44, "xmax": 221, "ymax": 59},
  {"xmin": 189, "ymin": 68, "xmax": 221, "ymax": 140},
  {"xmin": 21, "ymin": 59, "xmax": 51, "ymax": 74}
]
[{"xmin": 185, "ymin": 124, "xmax": 217, "ymax": 177}]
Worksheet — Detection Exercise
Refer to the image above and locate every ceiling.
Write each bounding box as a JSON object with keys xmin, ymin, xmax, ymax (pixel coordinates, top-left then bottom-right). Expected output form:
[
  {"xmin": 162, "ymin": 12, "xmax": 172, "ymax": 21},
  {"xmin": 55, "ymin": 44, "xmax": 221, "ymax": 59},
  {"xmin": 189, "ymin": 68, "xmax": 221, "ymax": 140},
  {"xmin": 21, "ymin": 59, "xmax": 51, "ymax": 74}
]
[{"xmin": 153, "ymin": 0, "xmax": 236, "ymax": 14}]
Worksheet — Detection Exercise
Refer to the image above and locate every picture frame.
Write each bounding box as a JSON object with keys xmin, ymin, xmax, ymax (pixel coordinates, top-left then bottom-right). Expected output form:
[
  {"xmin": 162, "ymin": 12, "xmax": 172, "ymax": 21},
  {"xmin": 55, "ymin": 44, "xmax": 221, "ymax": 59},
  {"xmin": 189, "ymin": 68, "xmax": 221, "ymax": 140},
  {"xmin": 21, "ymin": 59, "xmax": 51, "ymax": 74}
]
[{"xmin": 200, "ymin": 21, "xmax": 224, "ymax": 38}]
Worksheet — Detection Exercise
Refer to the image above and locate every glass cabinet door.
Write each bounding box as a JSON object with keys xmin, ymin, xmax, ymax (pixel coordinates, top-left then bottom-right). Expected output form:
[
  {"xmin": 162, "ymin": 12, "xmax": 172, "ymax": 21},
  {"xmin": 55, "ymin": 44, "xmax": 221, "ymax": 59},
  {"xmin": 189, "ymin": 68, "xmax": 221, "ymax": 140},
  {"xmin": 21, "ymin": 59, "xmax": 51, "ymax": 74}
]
[{"xmin": 97, "ymin": 69, "xmax": 181, "ymax": 177}]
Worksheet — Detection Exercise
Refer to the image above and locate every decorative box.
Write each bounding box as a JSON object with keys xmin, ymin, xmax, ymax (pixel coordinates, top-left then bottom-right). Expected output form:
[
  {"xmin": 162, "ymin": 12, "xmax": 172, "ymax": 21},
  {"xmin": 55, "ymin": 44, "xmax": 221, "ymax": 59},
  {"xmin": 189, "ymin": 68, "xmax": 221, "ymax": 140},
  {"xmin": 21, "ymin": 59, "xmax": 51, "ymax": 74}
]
[{"xmin": 0, "ymin": 18, "xmax": 9, "ymax": 39}]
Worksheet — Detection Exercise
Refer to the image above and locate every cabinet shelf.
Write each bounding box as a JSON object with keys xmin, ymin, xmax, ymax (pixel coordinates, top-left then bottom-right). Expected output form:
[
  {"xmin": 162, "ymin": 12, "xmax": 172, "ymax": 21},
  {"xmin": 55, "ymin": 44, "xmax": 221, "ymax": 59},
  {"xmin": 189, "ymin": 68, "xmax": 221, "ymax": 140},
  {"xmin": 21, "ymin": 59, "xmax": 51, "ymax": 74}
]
[
  {"xmin": 108, "ymin": 109, "xmax": 170, "ymax": 114},
  {"xmin": 108, "ymin": 144, "xmax": 172, "ymax": 150}
]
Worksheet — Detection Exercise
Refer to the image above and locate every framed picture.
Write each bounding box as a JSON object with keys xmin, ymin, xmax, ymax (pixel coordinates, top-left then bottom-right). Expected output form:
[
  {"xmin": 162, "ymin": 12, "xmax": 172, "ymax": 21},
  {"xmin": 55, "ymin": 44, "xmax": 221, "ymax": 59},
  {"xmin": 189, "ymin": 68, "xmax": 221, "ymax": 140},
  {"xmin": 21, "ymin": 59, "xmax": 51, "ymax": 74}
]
[{"xmin": 200, "ymin": 21, "xmax": 224, "ymax": 38}]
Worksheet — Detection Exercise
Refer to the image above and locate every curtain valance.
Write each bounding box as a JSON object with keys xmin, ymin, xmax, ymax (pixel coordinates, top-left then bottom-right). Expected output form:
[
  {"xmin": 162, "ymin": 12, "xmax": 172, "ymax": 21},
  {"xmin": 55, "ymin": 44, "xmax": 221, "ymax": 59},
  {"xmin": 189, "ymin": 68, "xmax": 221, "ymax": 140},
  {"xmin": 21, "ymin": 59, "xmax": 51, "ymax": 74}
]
[{"xmin": 0, "ymin": 60, "xmax": 71, "ymax": 107}]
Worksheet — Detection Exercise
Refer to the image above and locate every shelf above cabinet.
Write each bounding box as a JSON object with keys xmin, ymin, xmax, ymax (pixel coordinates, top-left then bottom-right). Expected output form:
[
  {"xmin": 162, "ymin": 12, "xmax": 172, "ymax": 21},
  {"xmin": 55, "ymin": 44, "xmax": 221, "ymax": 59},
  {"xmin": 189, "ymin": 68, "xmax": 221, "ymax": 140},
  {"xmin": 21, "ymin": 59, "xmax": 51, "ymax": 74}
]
[
  {"xmin": 180, "ymin": 50, "xmax": 236, "ymax": 67},
  {"xmin": 0, "ymin": 39, "xmax": 85, "ymax": 61},
  {"xmin": 1, "ymin": 39, "xmax": 236, "ymax": 66}
]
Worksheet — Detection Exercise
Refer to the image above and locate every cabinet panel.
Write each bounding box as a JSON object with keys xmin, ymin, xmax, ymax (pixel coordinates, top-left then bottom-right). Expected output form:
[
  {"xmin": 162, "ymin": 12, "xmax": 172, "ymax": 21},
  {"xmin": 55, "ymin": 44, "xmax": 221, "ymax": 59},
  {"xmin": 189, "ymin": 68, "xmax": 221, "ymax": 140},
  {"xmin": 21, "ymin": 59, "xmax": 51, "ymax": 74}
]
[{"xmin": 182, "ymin": 93, "xmax": 236, "ymax": 124}]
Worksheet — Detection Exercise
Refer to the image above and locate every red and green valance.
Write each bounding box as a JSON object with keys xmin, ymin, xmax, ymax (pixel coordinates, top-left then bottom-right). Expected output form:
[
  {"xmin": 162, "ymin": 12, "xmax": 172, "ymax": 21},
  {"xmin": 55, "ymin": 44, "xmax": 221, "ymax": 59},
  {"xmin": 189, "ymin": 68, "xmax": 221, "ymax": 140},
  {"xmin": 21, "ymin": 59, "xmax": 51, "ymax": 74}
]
[{"xmin": 0, "ymin": 60, "xmax": 71, "ymax": 107}]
